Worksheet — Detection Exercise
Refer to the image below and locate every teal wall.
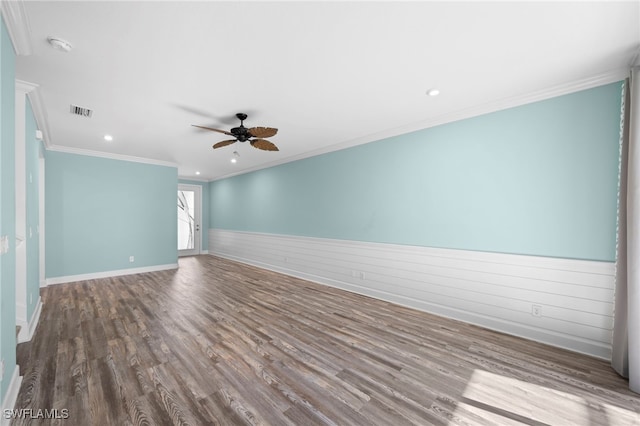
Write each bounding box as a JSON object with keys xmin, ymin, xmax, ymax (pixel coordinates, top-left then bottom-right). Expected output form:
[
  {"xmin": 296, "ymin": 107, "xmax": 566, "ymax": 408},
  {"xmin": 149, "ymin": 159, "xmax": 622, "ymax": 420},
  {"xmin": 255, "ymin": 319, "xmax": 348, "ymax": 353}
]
[
  {"xmin": 0, "ymin": 16, "xmax": 16, "ymax": 402},
  {"xmin": 25, "ymin": 99, "xmax": 40, "ymax": 318},
  {"xmin": 45, "ymin": 152, "xmax": 178, "ymax": 278},
  {"xmin": 211, "ymin": 82, "xmax": 623, "ymax": 262},
  {"xmin": 179, "ymin": 179, "xmax": 209, "ymax": 252}
]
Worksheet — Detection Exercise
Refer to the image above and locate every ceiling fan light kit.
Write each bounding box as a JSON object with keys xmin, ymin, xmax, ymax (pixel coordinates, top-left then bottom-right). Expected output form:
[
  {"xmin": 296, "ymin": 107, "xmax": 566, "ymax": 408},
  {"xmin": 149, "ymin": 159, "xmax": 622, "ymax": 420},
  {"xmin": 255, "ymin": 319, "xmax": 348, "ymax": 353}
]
[{"xmin": 192, "ymin": 113, "xmax": 279, "ymax": 152}]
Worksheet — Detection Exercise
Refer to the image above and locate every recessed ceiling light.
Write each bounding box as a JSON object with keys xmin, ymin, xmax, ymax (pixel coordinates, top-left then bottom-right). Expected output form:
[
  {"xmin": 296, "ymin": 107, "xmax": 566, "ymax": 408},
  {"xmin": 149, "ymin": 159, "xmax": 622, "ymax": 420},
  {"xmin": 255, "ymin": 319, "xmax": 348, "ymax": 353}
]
[
  {"xmin": 104, "ymin": 135, "xmax": 113, "ymax": 141},
  {"xmin": 426, "ymin": 88, "xmax": 440, "ymax": 97},
  {"xmin": 230, "ymin": 158, "xmax": 237, "ymax": 164},
  {"xmin": 47, "ymin": 37, "xmax": 72, "ymax": 52},
  {"xmin": 195, "ymin": 171, "xmax": 201, "ymax": 175}
]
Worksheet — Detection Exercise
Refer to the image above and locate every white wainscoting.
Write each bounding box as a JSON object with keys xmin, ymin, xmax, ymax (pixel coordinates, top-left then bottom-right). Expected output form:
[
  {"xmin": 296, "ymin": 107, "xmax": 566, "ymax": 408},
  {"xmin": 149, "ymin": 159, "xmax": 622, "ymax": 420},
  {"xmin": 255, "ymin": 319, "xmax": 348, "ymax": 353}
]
[{"xmin": 209, "ymin": 228, "xmax": 616, "ymax": 359}]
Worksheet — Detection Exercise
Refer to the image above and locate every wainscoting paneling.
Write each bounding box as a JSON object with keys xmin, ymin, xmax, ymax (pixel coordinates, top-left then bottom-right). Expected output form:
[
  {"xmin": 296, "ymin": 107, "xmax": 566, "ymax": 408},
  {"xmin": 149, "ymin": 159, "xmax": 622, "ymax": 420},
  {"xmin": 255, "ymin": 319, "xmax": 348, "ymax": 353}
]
[{"xmin": 209, "ymin": 229, "xmax": 616, "ymax": 359}]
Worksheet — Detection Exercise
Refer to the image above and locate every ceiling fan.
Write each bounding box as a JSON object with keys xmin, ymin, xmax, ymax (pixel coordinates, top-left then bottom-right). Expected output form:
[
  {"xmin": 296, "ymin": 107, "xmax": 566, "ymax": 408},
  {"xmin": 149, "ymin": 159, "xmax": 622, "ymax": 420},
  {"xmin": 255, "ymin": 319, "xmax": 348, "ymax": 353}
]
[{"xmin": 192, "ymin": 113, "xmax": 279, "ymax": 151}]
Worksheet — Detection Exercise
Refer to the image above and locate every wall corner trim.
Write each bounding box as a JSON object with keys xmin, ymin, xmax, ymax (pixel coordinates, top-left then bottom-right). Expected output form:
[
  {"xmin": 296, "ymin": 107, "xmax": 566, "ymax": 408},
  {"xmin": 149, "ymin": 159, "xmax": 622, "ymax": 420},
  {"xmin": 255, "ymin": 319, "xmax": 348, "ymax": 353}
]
[
  {"xmin": 1, "ymin": 368, "xmax": 22, "ymax": 424},
  {"xmin": 17, "ymin": 80, "xmax": 53, "ymax": 149},
  {"xmin": 45, "ymin": 263, "xmax": 178, "ymax": 285}
]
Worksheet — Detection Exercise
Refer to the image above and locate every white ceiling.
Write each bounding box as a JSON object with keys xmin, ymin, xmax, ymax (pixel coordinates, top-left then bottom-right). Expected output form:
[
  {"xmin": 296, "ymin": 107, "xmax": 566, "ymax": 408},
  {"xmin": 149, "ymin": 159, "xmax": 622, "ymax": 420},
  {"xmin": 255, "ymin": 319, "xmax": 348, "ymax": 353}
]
[{"xmin": 9, "ymin": 1, "xmax": 640, "ymax": 181}]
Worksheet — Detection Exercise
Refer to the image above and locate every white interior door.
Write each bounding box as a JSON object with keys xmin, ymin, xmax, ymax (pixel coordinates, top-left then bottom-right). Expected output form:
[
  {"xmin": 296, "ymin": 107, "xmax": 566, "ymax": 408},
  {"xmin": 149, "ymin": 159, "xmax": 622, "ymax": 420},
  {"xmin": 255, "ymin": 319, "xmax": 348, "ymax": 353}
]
[{"xmin": 178, "ymin": 184, "xmax": 201, "ymax": 256}]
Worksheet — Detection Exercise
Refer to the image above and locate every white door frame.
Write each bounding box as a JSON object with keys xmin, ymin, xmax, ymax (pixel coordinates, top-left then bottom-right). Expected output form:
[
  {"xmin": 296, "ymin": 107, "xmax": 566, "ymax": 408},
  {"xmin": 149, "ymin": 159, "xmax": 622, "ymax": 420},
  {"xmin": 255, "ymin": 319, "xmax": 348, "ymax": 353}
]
[
  {"xmin": 15, "ymin": 82, "xmax": 28, "ymax": 333},
  {"xmin": 178, "ymin": 184, "xmax": 202, "ymax": 256},
  {"xmin": 38, "ymin": 152, "xmax": 45, "ymax": 287}
]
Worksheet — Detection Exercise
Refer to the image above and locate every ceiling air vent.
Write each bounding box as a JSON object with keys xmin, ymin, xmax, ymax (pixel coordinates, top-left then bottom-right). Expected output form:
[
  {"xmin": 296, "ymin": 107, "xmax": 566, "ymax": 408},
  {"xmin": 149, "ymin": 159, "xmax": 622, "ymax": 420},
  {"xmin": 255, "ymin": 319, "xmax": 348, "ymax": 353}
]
[{"xmin": 70, "ymin": 104, "xmax": 93, "ymax": 118}]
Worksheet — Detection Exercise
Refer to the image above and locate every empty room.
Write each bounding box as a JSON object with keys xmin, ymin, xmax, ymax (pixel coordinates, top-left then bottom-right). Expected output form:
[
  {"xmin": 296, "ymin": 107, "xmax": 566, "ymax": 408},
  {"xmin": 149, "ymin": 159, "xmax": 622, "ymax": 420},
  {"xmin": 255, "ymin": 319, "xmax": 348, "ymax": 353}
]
[{"xmin": 1, "ymin": 1, "xmax": 640, "ymax": 425}]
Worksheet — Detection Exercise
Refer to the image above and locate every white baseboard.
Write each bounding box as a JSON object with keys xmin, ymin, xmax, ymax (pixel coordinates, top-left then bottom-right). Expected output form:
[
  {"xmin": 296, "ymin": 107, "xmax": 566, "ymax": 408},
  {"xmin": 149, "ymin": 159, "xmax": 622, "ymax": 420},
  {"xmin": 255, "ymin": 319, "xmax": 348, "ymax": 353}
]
[
  {"xmin": 39, "ymin": 279, "xmax": 47, "ymax": 289},
  {"xmin": 17, "ymin": 298, "xmax": 42, "ymax": 344},
  {"xmin": 210, "ymin": 229, "xmax": 616, "ymax": 360},
  {"xmin": 1, "ymin": 367, "xmax": 22, "ymax": 426},
  {"xmin": 45, "ymin": 263, "xmax": 178, "ymax": 285}
]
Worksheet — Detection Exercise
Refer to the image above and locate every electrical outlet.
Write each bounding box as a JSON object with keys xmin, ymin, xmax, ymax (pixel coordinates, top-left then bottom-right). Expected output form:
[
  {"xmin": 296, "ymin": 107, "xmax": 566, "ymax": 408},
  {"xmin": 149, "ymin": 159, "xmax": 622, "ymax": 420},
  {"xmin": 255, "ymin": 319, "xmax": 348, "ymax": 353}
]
[
  {"xmin": 532, "ymin": 305, "xmax": 542, "ymax": 317},
  {"xmin": 1, "ymin": 358, "xmax": 5, "ymax": 382},
  {"xmin": 30, "ymin": 293, "xmax": 33, "ymax": 304},
  {"xmin": 359, "ymin": 271, "xmax": 366, "ymax": 280},
  {"xmin": 0, "ymin": 236, "xmax": 8, "ymax": 254},
  {"xmin": 129, "ymin": 256, "xmax": 134, "ymax": 263}
]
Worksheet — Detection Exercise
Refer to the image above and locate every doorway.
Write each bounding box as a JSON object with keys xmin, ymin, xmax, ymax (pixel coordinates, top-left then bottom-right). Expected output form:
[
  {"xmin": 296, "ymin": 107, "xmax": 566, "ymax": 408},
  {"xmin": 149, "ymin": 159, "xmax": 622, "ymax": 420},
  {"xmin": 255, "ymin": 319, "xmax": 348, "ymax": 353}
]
[{"xmin": 178, "ymin": 184, "xmax": 202, "ymax": 256}]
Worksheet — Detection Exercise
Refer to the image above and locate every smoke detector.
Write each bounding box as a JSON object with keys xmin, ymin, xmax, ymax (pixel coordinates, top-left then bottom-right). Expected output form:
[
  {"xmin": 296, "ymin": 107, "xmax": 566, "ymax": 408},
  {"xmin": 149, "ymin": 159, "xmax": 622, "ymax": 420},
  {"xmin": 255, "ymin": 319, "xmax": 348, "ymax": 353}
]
[{"xmin": 47, "ymin": 37, "xmax": 72, "ymax": 52}]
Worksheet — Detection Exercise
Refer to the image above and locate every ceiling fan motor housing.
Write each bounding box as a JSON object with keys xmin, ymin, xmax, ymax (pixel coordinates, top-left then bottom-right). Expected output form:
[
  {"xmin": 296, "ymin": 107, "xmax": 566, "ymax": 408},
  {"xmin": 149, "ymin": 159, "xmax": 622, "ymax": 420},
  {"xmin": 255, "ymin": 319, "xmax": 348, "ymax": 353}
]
[
  {"xmin": 231, "ymin": 126, "xmax": 250, "ymax": 142},
  {"xmin": 231, "ymin": 113, "xmax": 250, "ymax": 141}
]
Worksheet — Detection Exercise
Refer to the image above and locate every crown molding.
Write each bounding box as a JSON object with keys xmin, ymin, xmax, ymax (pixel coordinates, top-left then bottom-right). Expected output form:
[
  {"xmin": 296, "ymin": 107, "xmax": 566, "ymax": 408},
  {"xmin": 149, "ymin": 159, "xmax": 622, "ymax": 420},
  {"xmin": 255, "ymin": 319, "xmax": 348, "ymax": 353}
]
[
  {"xmin": 178, "ymin": 176, "xmax": 210, "ymax": 183},
  {"xmin": 1, "ymin": 0, "xmax": 32, "ymax": 55},
  {"xmin": 46, "ymin": 144, "xmax": 178, "ymax": 168},
  {"xmin": 16, "ymin": 79, "xmax": 53, "ymax": 149},
  {"xmin": 15, "ymin": 79, "xmax": 36, "ymax": 93},
  {"xmin": 211, "ymin": 67, "xmax": 631, "ymax": 181}
]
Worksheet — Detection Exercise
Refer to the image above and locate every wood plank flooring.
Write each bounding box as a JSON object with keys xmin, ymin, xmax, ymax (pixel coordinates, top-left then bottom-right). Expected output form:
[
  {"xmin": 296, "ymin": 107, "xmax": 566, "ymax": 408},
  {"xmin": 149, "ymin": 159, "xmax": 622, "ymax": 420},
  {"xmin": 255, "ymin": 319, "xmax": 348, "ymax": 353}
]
[{"xmin": 13, "ymin": 255, "xmax": 640, "ymax": 425}]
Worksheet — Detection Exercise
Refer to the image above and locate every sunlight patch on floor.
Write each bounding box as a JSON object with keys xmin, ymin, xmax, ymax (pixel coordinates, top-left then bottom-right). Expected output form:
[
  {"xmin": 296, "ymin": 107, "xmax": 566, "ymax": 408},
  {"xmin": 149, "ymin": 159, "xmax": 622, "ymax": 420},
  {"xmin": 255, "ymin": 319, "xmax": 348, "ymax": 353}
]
[{"xmin": 450, "ymin": 369, "xmax": 638, "ymax": 426}]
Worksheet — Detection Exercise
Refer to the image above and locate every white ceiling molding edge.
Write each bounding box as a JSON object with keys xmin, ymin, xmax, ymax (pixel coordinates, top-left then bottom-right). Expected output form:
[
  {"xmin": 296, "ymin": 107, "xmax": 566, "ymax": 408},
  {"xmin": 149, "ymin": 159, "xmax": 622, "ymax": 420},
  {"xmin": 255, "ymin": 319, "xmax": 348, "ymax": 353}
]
[
  {"xmin": 0, "ymin": 0, "xmax": 32, "ymax": 56},
  {"xmin": 15, "ymin": 80, "xmax": 177, "ymax": 168},
  {"xmin": 47, "ymin": 145, "xmax": 178, "ymax": 169},
  {"xmin": 211, "ymin": 67, "xmax": 631, "ymax": 182},
  {"xmin": 16, "ymin": 79, "xmax": 52, "ymax": 149},
  {"xmin": 177, "ymin": 176, "xmax": 209, "ymax": 183},
  {"xmin": 15, "ymin": 79, "xmax": 36, "ymax": 93}
]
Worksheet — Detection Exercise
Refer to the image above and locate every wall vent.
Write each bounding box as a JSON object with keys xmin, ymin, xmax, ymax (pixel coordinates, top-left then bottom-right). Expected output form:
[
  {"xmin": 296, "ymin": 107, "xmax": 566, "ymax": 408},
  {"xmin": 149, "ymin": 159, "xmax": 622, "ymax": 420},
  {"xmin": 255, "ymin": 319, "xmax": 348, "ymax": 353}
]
[{"xmin": 69, "ymin": 104, "xmax": 93, "ymax": 118}]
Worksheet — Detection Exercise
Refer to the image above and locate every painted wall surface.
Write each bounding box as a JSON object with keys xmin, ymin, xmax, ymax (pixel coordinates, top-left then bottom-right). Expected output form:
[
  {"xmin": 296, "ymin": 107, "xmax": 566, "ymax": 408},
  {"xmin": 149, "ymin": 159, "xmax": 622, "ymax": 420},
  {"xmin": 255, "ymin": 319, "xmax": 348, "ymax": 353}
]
[
  {"xmin": 25, "ymin": 99, "xmax": 39, "ymax": 318},
  {"xmin": 0, "ymin": 16, "xmax": 16, "ymax": 402},
  {"xmin": 211, "ymin": 82, "xmax": 623, "ymax": 262},
  {"xmin": 179, "ymin": 179, "xmax": 209, "ymax": 252},
  {"xmin": 45, "ymin": 151, "xmax": 178, "ymax": 278}
]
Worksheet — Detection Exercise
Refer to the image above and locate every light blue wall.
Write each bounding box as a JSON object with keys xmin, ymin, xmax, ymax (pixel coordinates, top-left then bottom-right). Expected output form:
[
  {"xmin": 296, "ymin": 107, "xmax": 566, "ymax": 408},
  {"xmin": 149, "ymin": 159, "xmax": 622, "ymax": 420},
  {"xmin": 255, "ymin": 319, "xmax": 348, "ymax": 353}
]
[
  {"xmin": 25, "ymin": 99, "xmax": 40, "ymax": 318},
  {"xmin": 0, "ymin": 16, "xmax": 16, "ymax": 402},
  {"xmin": 179, "ymin": 179, "xmax": 209, "ymax": 252},
  {"xmin": 45, "ymin": 152, "xmax": 178, "ymax": 278},
  {"xmin": 211, "ymin": 82, "xmax": 623, "ymax": 262}
]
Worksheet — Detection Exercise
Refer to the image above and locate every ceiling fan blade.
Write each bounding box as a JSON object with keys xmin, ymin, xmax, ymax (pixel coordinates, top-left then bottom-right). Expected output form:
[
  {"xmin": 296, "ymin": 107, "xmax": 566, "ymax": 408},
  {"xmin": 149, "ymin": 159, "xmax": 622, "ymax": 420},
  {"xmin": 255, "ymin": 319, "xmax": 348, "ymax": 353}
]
[
  {"xmin": 192, "ymin": 124, "xmax": 234, "ymax": 136},
  {"xmin": 248, "ymin": 127, "xmax": 278, "ymax": 138},
  {"xmin": 250, "ymin": 139, "xmax": 279, "ymax": 151},
  {"xmin": 213, "ymin": 140, "xmax": 237, "ymax": 149}
]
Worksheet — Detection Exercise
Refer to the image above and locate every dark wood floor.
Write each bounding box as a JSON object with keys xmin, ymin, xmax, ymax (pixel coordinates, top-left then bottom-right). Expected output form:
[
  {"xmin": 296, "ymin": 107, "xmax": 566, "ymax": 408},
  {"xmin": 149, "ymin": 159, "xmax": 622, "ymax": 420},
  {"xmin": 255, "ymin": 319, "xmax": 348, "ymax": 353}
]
[{"xmin": 13, "ymin": 255, "xmax": 640, "ymax": 425}]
